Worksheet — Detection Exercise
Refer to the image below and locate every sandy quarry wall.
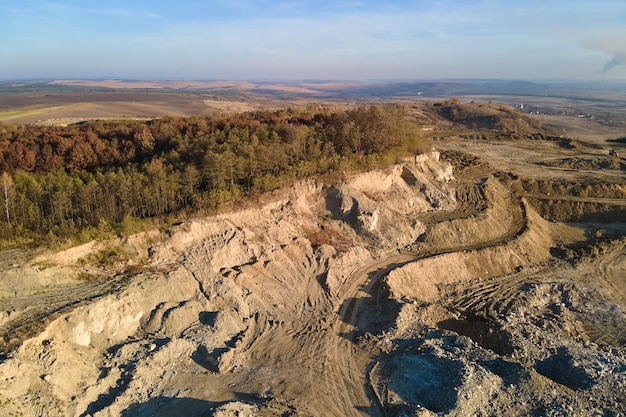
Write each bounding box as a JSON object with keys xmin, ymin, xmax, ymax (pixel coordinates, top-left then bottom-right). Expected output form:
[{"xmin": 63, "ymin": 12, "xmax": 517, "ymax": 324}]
[
  {"xmin": 386, "ymin": 202, "xmax": 553, "ymax": 302},
  {"xmin": 413, "ymin": 177, "xmax": 519, "ymax": 251}
]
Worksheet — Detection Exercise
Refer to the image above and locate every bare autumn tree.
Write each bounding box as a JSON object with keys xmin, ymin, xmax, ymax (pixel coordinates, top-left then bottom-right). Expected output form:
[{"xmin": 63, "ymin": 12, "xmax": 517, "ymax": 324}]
[{"xmin": 2, "ymin": 171, "xmax": 12, "ymax": 224}]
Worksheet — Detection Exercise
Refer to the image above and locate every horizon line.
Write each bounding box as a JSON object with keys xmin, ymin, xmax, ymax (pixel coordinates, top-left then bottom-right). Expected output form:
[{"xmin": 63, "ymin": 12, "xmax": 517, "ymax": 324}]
[{"xmin": 2, "ymin": 77, "xmax": 626, "ymax": 84}]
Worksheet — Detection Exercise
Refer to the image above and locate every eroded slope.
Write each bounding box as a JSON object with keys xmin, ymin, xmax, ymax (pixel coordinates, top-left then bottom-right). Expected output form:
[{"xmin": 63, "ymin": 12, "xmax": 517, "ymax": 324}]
[{"xmin": 0, "ymin": 143, "xmax": 624, "ymax": 417}]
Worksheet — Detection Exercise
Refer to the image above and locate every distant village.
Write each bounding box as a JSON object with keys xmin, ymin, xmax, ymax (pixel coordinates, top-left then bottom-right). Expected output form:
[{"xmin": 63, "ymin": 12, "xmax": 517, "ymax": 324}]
[{"xmin": 513, "ymin": 103, "xmax": 592, "ymax": 118}]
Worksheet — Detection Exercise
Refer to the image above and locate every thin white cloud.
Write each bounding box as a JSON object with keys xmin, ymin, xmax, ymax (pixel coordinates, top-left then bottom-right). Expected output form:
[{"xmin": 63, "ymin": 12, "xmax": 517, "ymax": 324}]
[{"xmin": 2, "ymin": 0, "xmax": 625, "ymax": 80}]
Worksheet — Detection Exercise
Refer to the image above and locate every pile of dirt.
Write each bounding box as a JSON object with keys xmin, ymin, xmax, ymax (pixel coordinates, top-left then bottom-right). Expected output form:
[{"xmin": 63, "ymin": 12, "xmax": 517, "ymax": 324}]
[
  {"xmin": 368, "ymin": 239, "xmax": 626, "ymax": 416},
  {"xmin": 371, "ymin": 304, "xmax": 626, "ymax": 416},
  {"xmin": 541, "ymin": 156, "xmax": 625, "ymax": 171}
]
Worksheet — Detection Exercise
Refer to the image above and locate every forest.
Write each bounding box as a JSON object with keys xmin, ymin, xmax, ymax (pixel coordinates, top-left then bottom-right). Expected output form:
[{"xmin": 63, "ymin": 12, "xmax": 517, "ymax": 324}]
[{"xmin": 0, "ymin": 105, "xmax": 428, "ymax": 248}]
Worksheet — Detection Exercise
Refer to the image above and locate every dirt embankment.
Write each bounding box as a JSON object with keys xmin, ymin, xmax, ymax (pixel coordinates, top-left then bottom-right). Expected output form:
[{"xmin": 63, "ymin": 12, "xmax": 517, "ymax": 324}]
[
  {"xmin": 0, "ymin": 143, "xmax": 625, "ymax": 417},
  {"xmin": 0, "ymin": 153, "xmax": 454, "ymax": 416}
]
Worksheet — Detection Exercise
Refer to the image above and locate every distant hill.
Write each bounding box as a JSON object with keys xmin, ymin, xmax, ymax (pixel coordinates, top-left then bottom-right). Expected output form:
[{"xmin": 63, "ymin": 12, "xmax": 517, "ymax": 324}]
[{"xmin": 426, "ymin": 100, "xmax": 557, "ymax": 134}]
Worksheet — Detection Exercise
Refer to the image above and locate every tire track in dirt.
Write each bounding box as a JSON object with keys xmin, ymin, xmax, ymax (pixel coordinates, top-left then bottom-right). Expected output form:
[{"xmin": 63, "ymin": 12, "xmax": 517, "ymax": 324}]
[
  {"xmin": 443, "ymin": 240, "xmax": 626, "ymax": 348},
  {"xmin": 596, "ymin": 241, "xmax": 626, "ymax": 303},
  {"xmin": 0, "ymin": 275, "xmax": 130, "ymax": 356},
  {"xmin": 194, "ymin": 290, "xmax": 374, "ymax": 416},
  {"xmin": 331, "ymin": 178, "xmax": 535, "ymax": 414},
  {"xmin": 180, "ymin": 229, "xmax": 377, "ymax": 416},
  {"xmin": 450, "ymin": 274, "xmax": 533, "ymax": 319},
  {"xmin": 579, "ymin": 241, "xmax": 626, "ymax": 346},
  {"xmin": 336, "ymin": 254, "xmax": 416, "ymax": 331},
  {"xmin": 330, "ymin": 254, "xmax": 416, "ymax": 416},
  {"xmin": 249, "ymin": 291, "xmax": 376, "ymax": 415},
  {"xmin": 525, "ymin": 193, "xmax": 626, "ymax": 206}
]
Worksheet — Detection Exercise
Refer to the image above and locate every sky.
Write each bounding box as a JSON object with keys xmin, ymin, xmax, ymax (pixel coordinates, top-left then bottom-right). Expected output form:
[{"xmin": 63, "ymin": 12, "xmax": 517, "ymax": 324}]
[{"xmin": 1, "ymin": 0, "xmax": 625, "ymax": 81}]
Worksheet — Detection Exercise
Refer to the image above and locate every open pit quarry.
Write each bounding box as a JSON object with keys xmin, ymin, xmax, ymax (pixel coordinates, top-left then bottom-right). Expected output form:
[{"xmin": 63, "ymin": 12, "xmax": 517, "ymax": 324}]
[{"xmin": 1, "ymin": 135, "xmax": 625, "ymax": 416}]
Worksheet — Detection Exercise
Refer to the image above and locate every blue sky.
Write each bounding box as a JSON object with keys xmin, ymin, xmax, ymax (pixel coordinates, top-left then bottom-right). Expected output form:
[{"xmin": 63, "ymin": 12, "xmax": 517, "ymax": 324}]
[{"xmin": 1, "ymin": 0, "xmax": 625, "ymax": 81}]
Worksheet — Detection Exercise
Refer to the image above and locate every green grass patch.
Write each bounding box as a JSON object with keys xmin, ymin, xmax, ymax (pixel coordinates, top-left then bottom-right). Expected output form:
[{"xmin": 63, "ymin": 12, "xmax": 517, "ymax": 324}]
[{"xmin": 0, "ymin": 110, "xmax": 34, "ymax": 120}]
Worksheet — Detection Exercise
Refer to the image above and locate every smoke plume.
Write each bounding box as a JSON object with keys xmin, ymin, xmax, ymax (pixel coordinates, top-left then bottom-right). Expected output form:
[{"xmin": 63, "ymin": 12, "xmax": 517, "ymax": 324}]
[{"xmin": 603, "ymin": 53, "xmax": 625, "ymax": 79}]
